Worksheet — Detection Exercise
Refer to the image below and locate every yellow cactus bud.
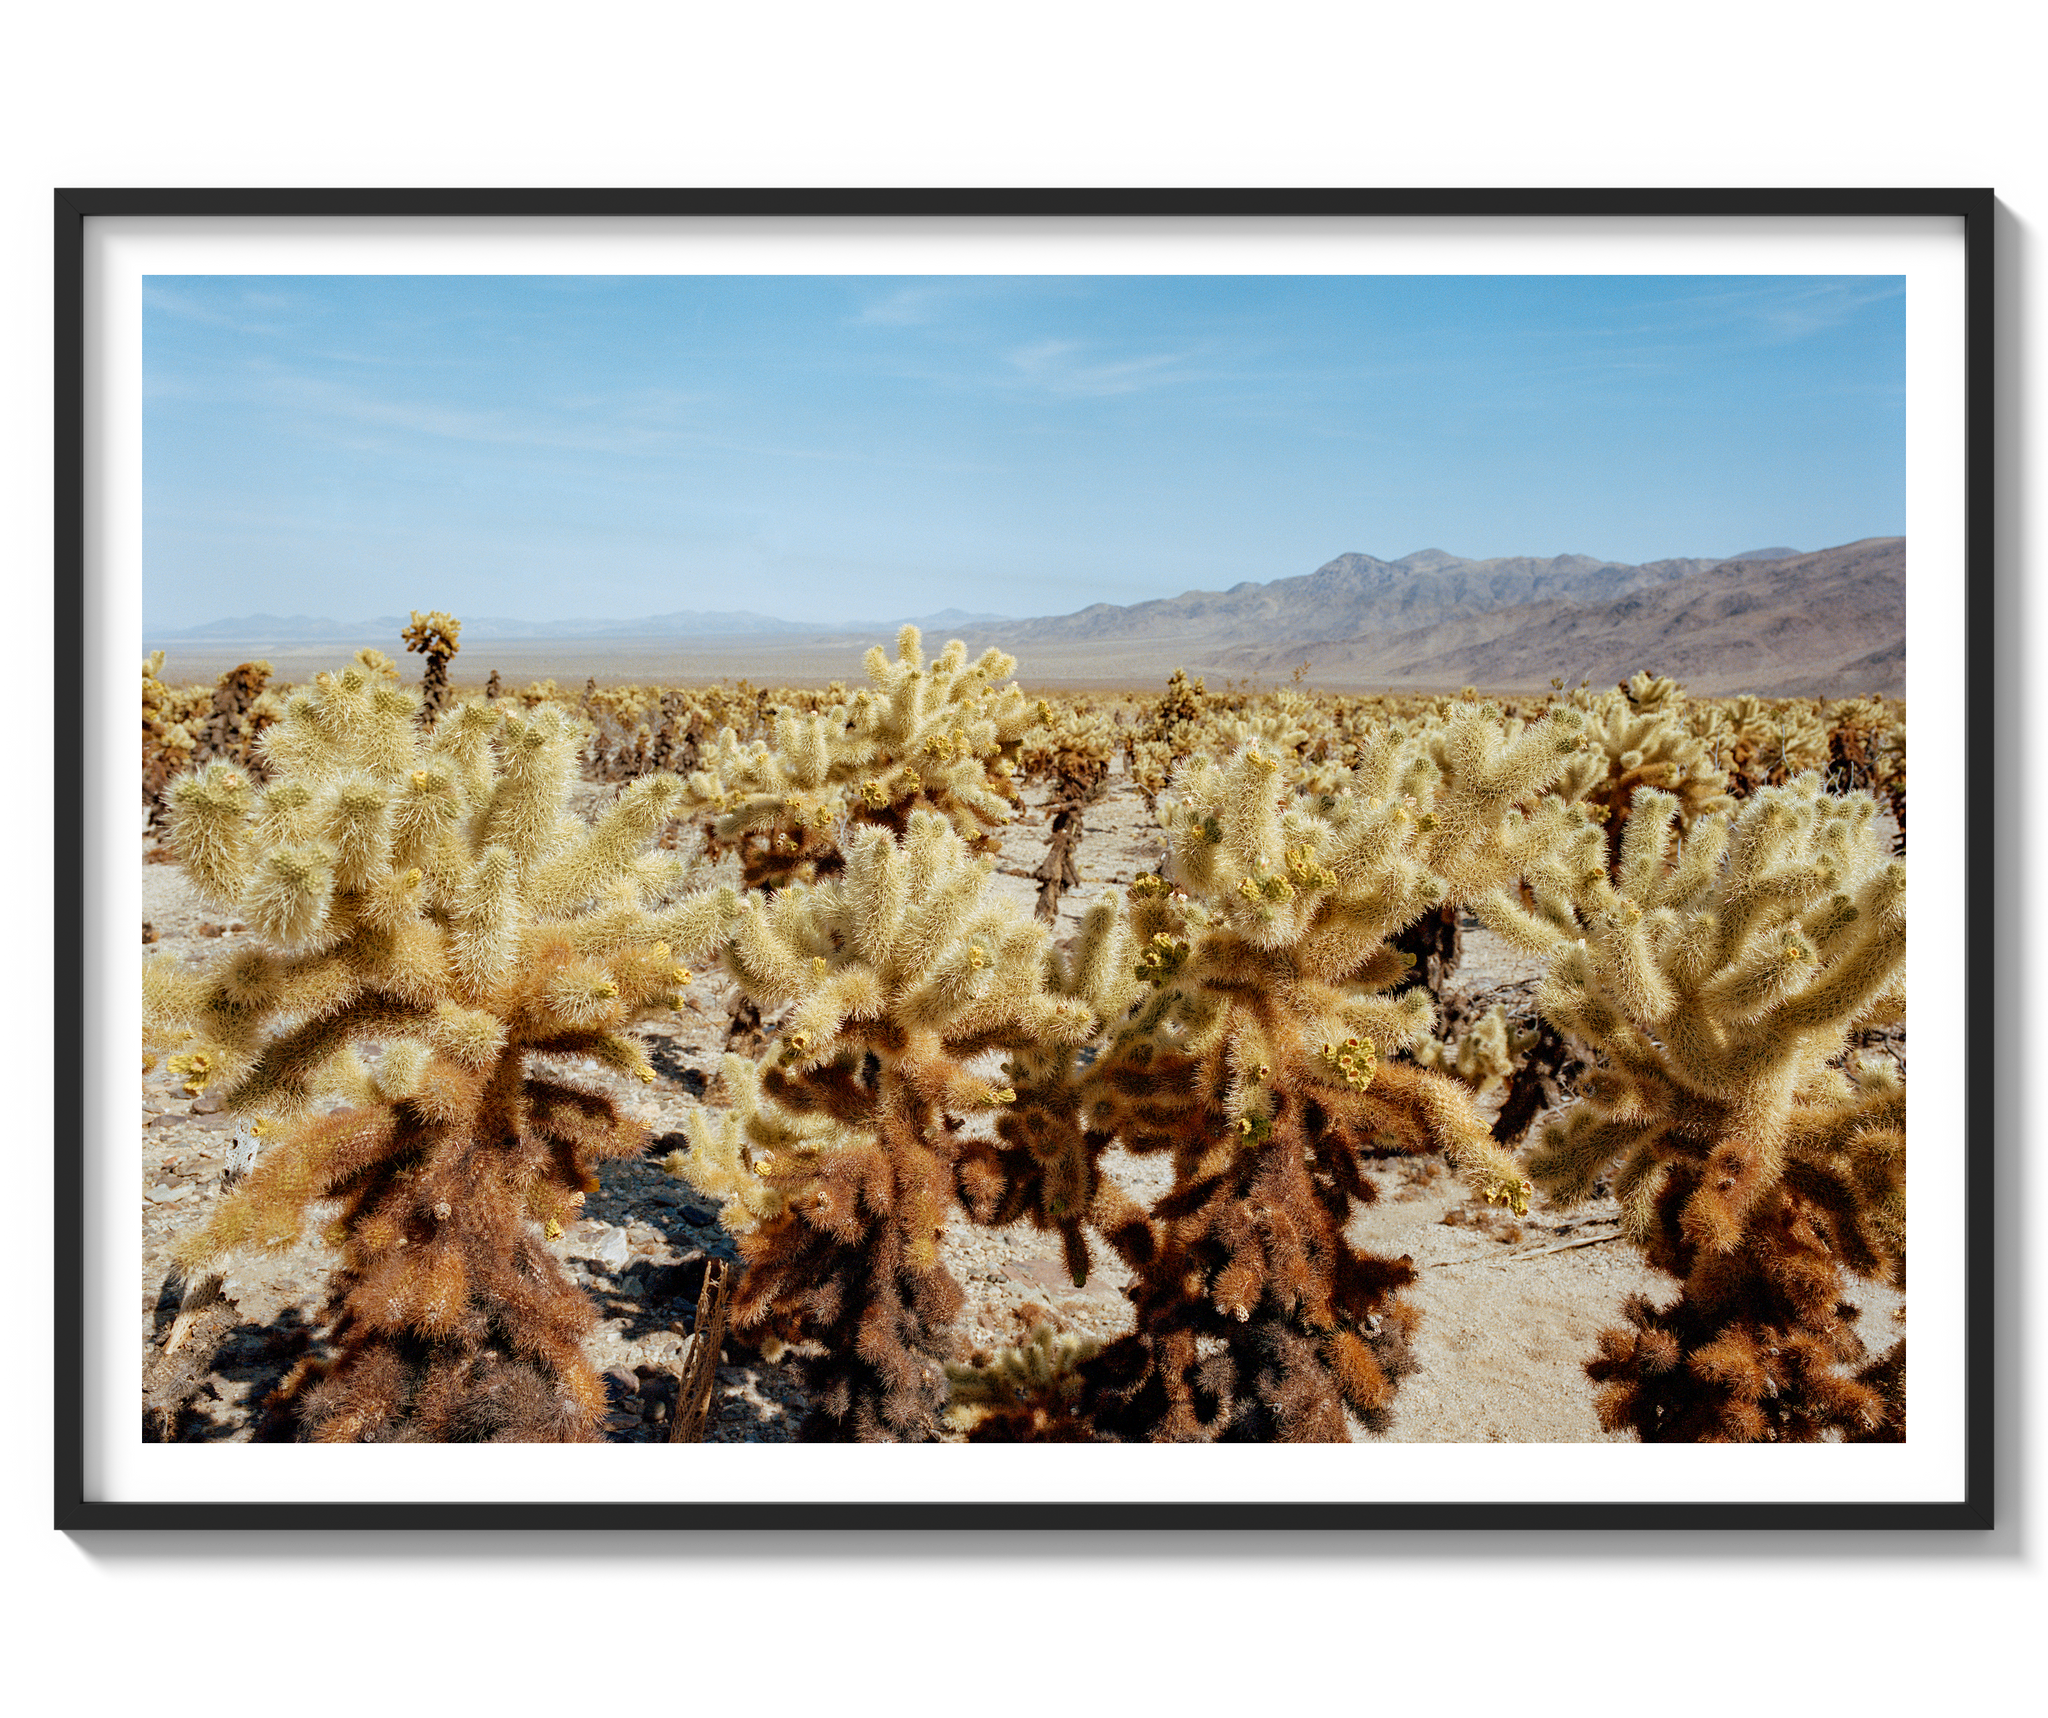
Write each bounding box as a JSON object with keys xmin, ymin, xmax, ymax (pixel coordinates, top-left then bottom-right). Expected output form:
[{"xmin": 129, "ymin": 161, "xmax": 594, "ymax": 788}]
[{"xmin": 167, "ymin": 1050, "xmax": 215, "ymax": 1095}]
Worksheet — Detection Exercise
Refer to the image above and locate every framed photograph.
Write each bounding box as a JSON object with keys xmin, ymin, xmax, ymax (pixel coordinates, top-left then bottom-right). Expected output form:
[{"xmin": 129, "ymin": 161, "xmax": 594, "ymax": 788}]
[{"xmin": 57, "ymin": 188, "xmax": 1992, "ymax": 1528}]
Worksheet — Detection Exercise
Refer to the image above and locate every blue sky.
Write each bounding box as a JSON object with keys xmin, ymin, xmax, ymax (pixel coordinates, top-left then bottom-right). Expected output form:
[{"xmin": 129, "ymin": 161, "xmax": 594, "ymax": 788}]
[{"xmin": 142, "ymin": 273, "xmax": 1905, "ymax": 629}]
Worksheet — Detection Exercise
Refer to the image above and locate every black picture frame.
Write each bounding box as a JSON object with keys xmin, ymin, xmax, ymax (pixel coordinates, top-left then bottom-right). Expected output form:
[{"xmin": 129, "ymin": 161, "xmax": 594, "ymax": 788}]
[{"xmin": 51, "ymin": 188, "xmax": 1998, "ymax": 1531}]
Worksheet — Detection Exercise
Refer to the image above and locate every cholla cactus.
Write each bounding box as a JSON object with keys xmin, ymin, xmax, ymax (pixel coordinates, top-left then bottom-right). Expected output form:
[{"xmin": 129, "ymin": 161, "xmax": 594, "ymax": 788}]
[
  {"xmin": 1073, "ymin": 711, "xmax": 1586, "ymax": 1441},
  {"xmin": 1620, "ymin": 670, "xmax": 1681, "ymax": 713},
  {"xmin": 1517, "ymin": 778, "xmax": 1907, "ymax": 1441},
  {"xmin": 1018, "ymin": 697, "xmax": 1114, "ymax": 802},
  {"xmin": 1415, "ymin": 1001, "xmax": 1535, "ymax": 1100},
  {"xmin": 1824, "ymin": 697, "xmax": 1907, "ymax": 853},
  {"xmin": 666, "ymin": 810, "xmax": 1095, "ymax": 1440},
  {"xmin": 149, "ymin": 661, "xmax": 735, "ymax": 1440},
  {"xmin": 193, "ymin": 660, "xmax": 280, "ymax": 776},
  {"xmin": 1556, "ymin": 678, "xmax": 1733, "ymax": 872},
  {"xmin": 400, "ymin": 609, "xmax": 462, "ymax": 723},
  {"xmin": 1152, "ymin": 667, "xmax": 1206, "ymax": 754},
  {"xmin": 687, "ymin": 627, "xmax": 1028, "ymax": 892},
  {"xmin": 143, "ymin": 652, "xmax": 203, "ymax": 829},
  {"xmin": 943, "ymin": 1325, "xmax": 1104, "ymax": 1441}
]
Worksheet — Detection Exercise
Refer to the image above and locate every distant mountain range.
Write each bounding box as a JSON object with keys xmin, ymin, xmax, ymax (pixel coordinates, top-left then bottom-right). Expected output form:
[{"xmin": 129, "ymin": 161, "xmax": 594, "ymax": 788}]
[
  {"xmin": 975, "ymin": 546, "xmax": 1809, "ymax": 652},
  {"xmin": 145, "ymin": 605, "xmax": 1016, "ymax": 643},
  {"xmin": 144, "ymin": 539, "xmax": 1901, "ymax": 696},
  {"xmin": 1200, "ymin": 538, "xmax": 1902, "ymax": 696}
]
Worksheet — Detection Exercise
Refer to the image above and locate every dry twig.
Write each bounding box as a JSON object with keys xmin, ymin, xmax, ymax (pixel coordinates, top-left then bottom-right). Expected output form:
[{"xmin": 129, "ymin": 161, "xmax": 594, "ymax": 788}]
[{"xmin": 669, "ymin": 1259, "xmax": 731, "ymax": 1444}]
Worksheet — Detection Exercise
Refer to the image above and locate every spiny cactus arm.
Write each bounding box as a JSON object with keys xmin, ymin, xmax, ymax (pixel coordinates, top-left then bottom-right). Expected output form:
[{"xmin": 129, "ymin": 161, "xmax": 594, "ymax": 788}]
[
  {"xmin": 648, "ymin": 884, "xmax": 745, "ymax": 960},
  {"xmin": 1525, "ymin": 1104, "xmax": 1666, "ymax": 1208},
  {"xmin": 146, "ymin": 944, "xmax": 368, "ymax": 1085},
  {"xmin": 1052, "ymin": 894, "xmax": 1141, "ymax": 1023},
  {"xmin": 523, "ymin": 773, "xmax": 686, "ymax": 916},
  {"xmin": 772, "ymin": 709, "xmax": 834, "ymax": 787},
  {"xmin": 172, "ymin": 1103, "xmax": 402, "ymax": 1277},
  {"xmin": 861, "ymin": 816, "xmax": 997, "ymax": 973},
  {"xmin": 1612, "ymin": 784, "xmax": 1687, "ymax": 900},
  {"xmin": 1756, "ymin": 865, "xmax": 1906, "ymax": 1038},
  {"xmin": 1709, "ymin": 852, "xmax": 1848, "ymax": 966},
  {"xmin": 1315, "ymin": 793, "xmax": 1431, "ymax": 896},
  {"xmin": 221, "ymin": 990, "xmax": 436, "ymax": 1116},
  {"xmin": 1367, "ymin": 1059, "xmax": 1533, "ymax": 1212},
  {"xmin": 448, "ymin": 845, "xmax": 524, "ymax": 998},
  {"xmin": 1317, "ymin": 985, "xmax": 1435, "ymax": 1060},
  {"xmin": 141, "ymin": 953, "xmax": 208, "ymax": 1056},
  {"xmin": 522, "ymin": 1076, "xmax": 650, "ymax": 1184},
  {"xmin": 166, "ymin": 764, "xmax": 255, "ymax": 905},
  {"xmin": 1428, "ymin": 705, "xmax": 1584, "ymax": 823},
  {"xmin": 424, "ymin": 699, "xmax": 501, "ymax": 803},
  {"xmin": 317, "ymin": 773, "xmax": 398, "ymax": 892},
  {"xmin": 775, "ymin": 965, "xmax": 889, "ymax": 1055},
  {"xmin": 665, "ymin": 1053, "xmax": 870, "ymax": 1231},
  {"xmin": 528, "ymin": 933, "xmax": 703, "ymax": 1034},
  {"xmin": 1468, "ymin": 884, "xmax": 1575, "ymax": 956},
  {"xmin": 250, "ymin": 777, "xmax": 318, "ymax": 851},
  {"xmin": 1782, "ymin": 1066, "xmax": 1906, "ymax": 1253},
  {"xmin": 1537, "ymin": 943, "xmax": 1686, "ymax": 1094},
  {"xmin": 725, "ymin": 889, "xmax": 834, "ymax": 1006},
  {"xmin": 474, "ymin": 708, "xmax": 580, "ymax": 869},
  {"xmin": 239, "ymin": 840, "xmax": 343, "ymax": 953}
]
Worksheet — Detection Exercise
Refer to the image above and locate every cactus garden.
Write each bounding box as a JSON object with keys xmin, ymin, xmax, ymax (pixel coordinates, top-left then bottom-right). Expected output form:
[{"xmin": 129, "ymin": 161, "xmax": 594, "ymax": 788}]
[{"xmin": 139, "ymin": 628, "xmax": 1908, "ymax": 1444}]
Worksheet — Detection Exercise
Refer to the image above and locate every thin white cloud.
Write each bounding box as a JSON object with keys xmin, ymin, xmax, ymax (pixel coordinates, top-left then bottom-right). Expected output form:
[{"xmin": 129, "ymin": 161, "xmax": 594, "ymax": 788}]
[{"xmin": 1001, "ymin": 337, "xmax": 1202, "ymax": 398}]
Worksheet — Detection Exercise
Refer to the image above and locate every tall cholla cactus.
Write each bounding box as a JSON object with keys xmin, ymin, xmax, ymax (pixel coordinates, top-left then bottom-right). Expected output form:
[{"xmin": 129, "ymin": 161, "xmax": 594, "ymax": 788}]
[
  {"xmin": 1514, "ymin": 778, "xmax": 1907, "ymax": 1441},
  {"xmin": 1074, "ymin": 710, "xmax": 1586, "ymax": 1442},
  {"xmin": 148, "ymin": 661, "xmax": 736, "ymax": 1440},
  {"xmin": 686, "ymin": 626, "xmax": 1029, "ymax": 892},
  {"xmin": 401, "ymin": 609, "xmax": 462, "ymax": 724},
  {"xmin": 1555, "ymin": 675, "xmax": 1732, "ymax": 872},
  {"xmin": 667, "ymin": 809, "xmax": 1095, "ymax": 1440}
]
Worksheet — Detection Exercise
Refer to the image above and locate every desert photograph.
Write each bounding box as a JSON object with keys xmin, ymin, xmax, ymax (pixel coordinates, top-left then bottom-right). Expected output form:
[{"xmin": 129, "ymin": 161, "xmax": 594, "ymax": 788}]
[{"xmin": 134, "ymin": 269, "xmax": 1910, "ymax": 1450}]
